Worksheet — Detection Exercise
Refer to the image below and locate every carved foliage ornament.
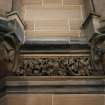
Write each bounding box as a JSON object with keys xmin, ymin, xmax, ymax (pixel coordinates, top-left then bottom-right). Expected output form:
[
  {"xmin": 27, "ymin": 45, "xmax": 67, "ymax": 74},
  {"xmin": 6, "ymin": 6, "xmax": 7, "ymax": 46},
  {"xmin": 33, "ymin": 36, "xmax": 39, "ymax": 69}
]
[{"xmin": 14, "ymin": 56, "xmax": 95, "ymax": 76}]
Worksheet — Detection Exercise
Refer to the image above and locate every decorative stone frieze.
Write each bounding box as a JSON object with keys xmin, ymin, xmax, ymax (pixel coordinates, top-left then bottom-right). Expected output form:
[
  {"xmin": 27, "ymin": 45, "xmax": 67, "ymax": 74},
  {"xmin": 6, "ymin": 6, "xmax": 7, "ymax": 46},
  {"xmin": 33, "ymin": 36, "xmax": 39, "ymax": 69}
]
[{"xmin": 13, "ymin": 55, "xmax": 97, "ymax": 76}]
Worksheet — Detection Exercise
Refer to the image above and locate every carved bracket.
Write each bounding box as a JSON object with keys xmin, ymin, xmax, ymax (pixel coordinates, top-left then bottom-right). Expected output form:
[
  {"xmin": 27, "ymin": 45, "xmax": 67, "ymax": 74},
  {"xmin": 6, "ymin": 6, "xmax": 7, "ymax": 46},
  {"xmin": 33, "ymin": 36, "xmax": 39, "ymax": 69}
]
[{"xmin": 90, "ymin": 34, "xmax": 105, "ymax": 75}]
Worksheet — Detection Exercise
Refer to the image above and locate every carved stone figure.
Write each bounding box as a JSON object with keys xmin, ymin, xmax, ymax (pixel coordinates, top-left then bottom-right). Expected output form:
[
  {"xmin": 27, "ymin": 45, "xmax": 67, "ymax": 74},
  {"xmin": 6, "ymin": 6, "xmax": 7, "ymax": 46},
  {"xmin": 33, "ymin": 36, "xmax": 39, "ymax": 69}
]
[
  {"xmin": 0, "ymin": 34, "xmax": 19, "ymax": 76},
  {"xmin": 91, "ymin": 34, "xmax": 105, "ymax": 75}
]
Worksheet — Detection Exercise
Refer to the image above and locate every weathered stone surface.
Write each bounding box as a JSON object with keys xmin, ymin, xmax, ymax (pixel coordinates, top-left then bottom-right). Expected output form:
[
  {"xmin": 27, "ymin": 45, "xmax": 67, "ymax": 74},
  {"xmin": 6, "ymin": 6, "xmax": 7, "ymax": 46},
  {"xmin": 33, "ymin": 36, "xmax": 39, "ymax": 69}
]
[
  {"xmin": 93, "ymin": 0, "xmax": 105, "ymax": 19},
  {"xmin": 53, "ymin": 94, "xmax": 105, "ymax": 105},
  {"xmin": 22, "ymin": 0, "xmax": 84, "ymax": 39},
  {"xmin": 3, "ymin": 94, "xmax": 105, "ymax": 105},
  {"xmin": 0, "ymin": 0, "xmax": 12, "ymax": 12},
  {"xmin": 13, "ymin": 56, "xmax": 95, "ymax": 76},
  {"xmin": 6, "ymin": 94, "xmax": 52, "ymax": 105}
]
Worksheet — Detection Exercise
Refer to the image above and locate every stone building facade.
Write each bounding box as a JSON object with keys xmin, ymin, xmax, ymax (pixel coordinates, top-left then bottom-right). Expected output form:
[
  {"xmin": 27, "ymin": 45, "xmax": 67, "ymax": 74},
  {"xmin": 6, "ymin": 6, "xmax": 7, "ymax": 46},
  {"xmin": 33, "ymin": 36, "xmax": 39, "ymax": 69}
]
[{"xmin": 0, "ymin": 0, "xmax": 105, "ymax": 105}]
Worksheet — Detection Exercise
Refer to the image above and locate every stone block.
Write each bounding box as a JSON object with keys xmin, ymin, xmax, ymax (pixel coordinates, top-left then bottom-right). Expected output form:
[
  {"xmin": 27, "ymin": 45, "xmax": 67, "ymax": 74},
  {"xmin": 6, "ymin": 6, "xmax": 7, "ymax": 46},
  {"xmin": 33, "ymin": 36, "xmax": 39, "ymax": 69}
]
[
  {"xmin": 0, "ymin": 0, "xmax": 12, "ymax": 12},
  {"xmin": 6, "ymin": 94, "xmax": 52, "ymax": 105},
  {"xmin": 53, "ymin": 94, "xmax": 105, "ymax": 105}
]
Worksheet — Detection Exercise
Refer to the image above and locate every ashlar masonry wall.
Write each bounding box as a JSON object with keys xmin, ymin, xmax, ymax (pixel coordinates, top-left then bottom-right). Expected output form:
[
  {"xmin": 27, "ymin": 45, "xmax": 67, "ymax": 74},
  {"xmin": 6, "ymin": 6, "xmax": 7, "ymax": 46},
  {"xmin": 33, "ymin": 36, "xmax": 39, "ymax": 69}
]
[{"xmin": 22, "ymin": 0, "xmax": 84, "ymax": 40}]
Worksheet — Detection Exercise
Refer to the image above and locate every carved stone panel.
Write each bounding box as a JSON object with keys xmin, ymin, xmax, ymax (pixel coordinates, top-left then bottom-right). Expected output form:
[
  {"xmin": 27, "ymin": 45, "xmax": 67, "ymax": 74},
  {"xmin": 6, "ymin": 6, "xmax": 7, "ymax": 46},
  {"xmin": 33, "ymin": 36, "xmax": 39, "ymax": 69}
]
[{"xmin": 11, "ymin": 55, "xmax": 98, "ymax": 76}]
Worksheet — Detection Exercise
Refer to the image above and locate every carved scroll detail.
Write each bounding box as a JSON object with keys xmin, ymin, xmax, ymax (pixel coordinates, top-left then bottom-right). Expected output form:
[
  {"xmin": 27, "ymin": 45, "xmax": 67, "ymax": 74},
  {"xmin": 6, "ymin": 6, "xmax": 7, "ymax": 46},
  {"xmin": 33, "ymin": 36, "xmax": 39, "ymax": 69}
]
[{"xmin": 13, "ymin": 56, "xmax": 95, "ymax": 76}]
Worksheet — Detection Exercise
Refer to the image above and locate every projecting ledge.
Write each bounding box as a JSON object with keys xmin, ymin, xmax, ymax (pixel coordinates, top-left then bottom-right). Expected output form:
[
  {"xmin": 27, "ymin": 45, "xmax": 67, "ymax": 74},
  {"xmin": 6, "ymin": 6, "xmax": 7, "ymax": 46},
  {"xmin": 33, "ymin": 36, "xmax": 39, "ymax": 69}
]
[{"xmin": 5, "ymin": 76, "xmax": 105, "ymax": 94}]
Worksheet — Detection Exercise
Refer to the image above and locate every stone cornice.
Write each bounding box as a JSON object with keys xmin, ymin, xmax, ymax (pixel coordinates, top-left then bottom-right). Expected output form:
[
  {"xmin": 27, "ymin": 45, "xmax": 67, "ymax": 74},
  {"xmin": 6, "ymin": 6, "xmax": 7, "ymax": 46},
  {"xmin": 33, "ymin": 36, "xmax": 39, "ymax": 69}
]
[{"xmin": 5, "ymin": 76, "xmax": 105, "ymax": 94}]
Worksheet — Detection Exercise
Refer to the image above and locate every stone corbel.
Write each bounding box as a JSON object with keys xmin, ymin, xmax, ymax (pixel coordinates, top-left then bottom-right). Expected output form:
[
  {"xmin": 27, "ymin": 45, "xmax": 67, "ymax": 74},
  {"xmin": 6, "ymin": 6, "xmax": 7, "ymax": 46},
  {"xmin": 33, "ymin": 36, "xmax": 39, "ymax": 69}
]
[
  {"xmin": 0, "ymin": 10, "xmax": 25, "ymax": 77},
  {"xmin": 82, "ymin": 13, "xmax": 105, "ymax": 75}
]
